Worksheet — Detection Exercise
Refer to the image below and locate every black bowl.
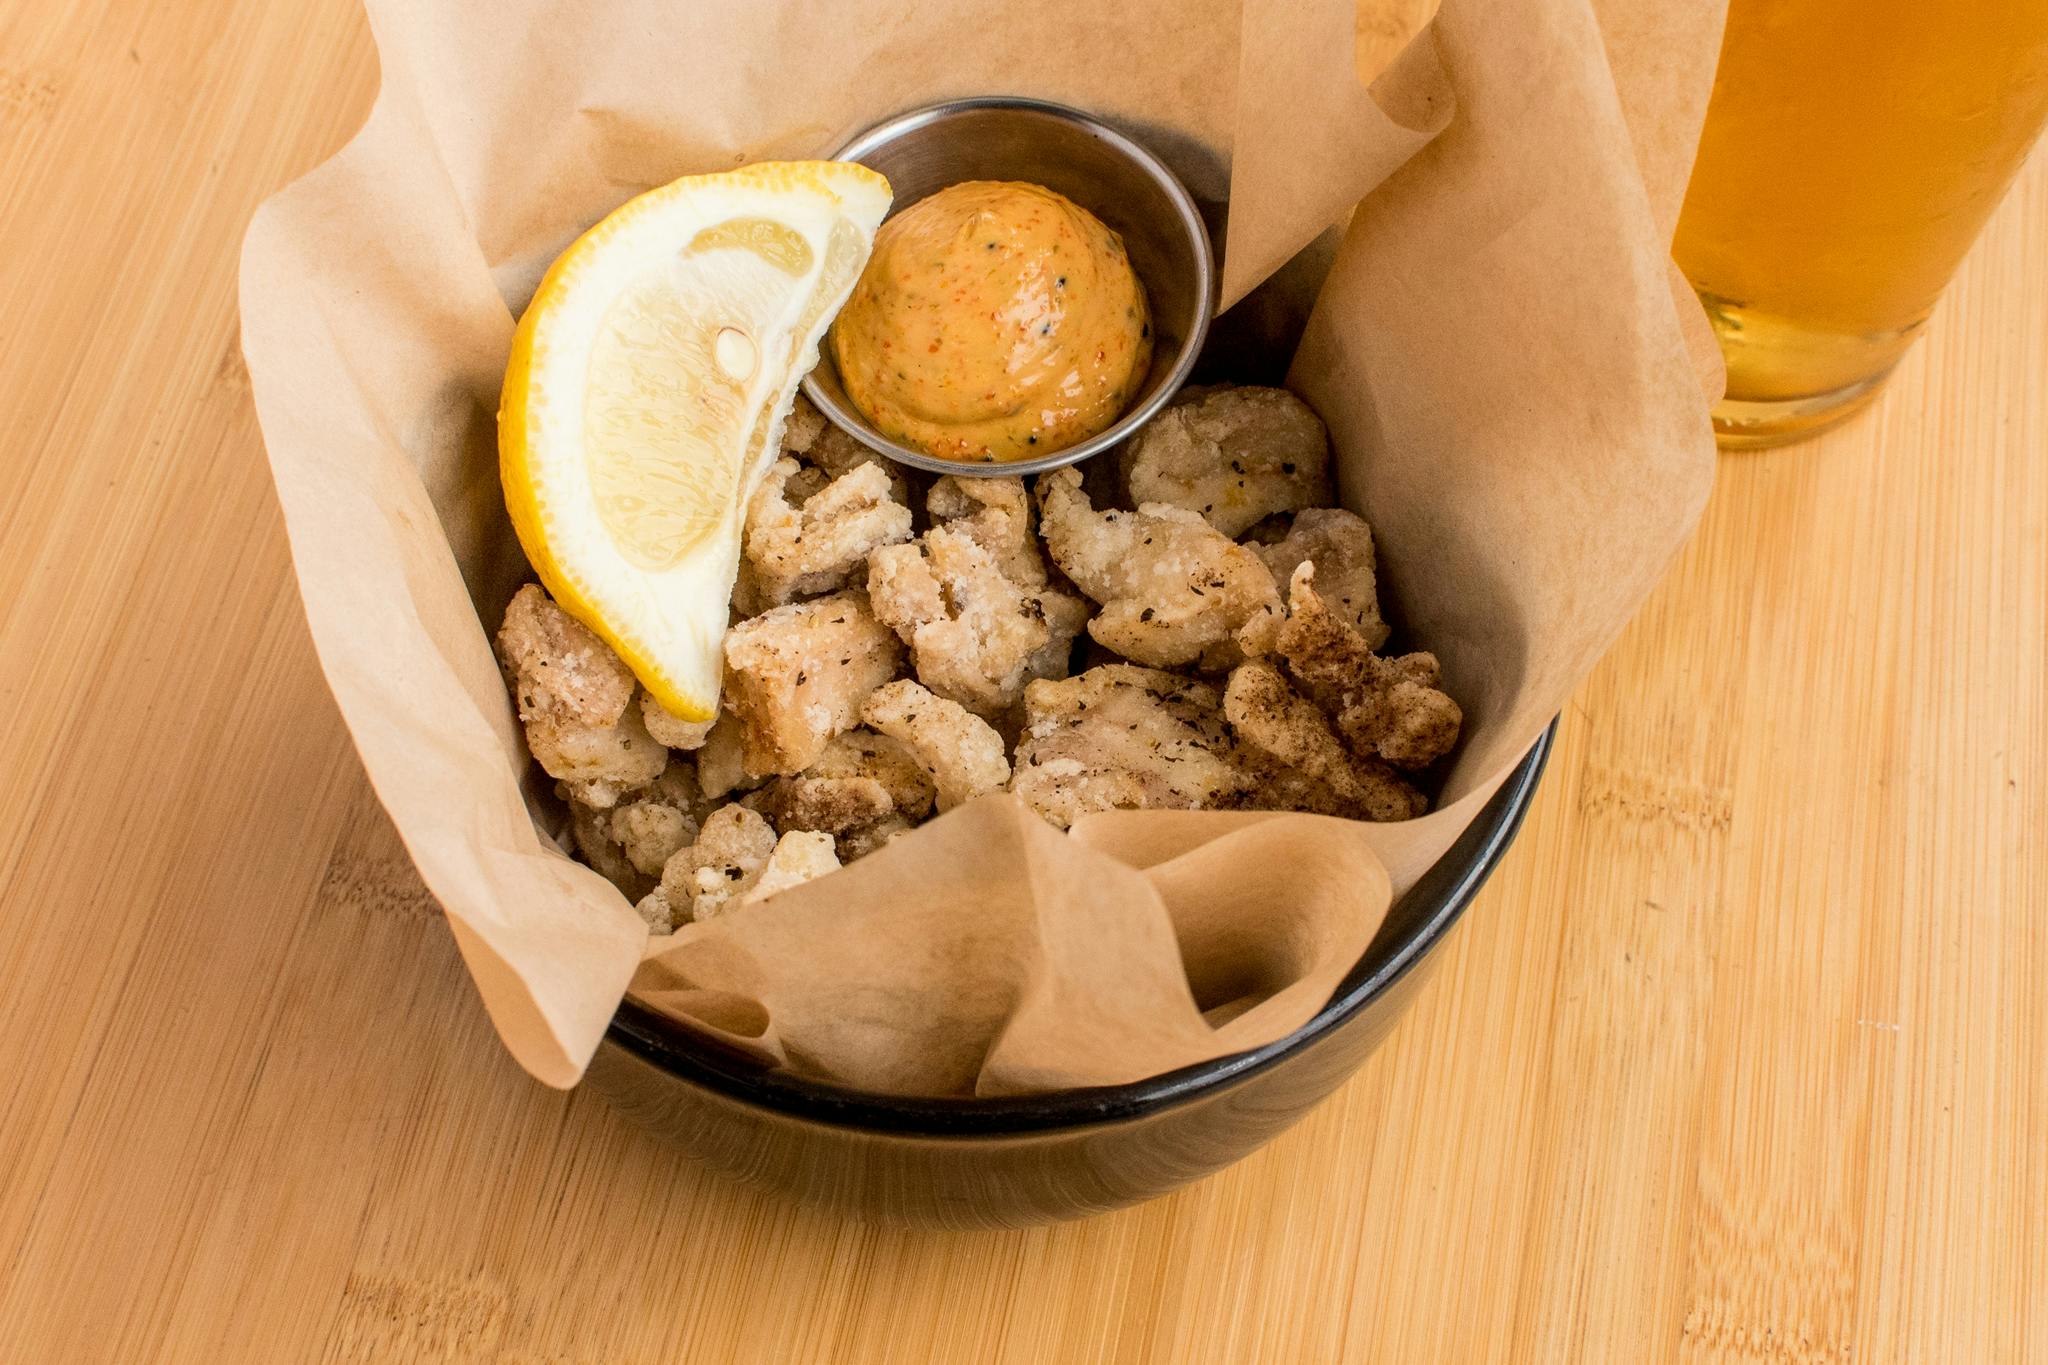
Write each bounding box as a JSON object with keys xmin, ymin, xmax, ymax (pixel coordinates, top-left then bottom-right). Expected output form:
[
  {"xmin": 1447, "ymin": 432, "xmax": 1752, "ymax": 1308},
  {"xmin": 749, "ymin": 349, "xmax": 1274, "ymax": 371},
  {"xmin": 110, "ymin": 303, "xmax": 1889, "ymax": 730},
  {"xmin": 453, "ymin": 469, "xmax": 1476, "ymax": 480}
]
[{"xmin": 587, "ymin": 723, "xmax": 1553, "ymax": 1227}]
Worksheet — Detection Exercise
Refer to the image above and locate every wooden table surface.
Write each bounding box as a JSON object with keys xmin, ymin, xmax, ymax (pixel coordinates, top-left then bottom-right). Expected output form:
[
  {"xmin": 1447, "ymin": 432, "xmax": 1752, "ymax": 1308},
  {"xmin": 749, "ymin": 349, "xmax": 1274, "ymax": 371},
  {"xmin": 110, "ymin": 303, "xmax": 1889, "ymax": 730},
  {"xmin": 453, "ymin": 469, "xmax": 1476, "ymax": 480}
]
[{"xmin": 3, "ymin": 2, "xmax": 2043, "ymax": 1361}]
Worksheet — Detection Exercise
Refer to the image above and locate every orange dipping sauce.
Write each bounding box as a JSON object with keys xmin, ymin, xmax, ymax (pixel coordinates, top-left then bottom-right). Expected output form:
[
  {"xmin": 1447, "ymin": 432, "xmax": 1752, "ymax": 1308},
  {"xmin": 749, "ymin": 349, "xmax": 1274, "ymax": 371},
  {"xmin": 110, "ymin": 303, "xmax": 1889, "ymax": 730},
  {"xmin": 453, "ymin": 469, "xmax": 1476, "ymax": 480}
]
[{"xmin": 828, "ymin": 181, "xmax": 1152, "ymax": 462}]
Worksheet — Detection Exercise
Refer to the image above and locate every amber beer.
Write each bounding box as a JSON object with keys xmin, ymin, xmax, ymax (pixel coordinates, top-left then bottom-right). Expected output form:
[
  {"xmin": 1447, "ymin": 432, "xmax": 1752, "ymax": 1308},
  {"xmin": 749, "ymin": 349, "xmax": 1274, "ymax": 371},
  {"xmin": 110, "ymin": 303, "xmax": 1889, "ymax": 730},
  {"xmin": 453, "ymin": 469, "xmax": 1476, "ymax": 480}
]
[{"xmin": 1675, "ymin": 1, "xmax": 2048, "ymax": 447}]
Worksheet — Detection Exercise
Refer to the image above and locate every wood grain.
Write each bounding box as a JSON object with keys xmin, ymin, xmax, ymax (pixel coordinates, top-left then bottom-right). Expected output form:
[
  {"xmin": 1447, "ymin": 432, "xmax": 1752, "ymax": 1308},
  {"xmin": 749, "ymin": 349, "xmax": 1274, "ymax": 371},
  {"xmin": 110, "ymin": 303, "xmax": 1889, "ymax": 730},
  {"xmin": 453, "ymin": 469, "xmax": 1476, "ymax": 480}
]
[{"xmin": 2, "ymin": 0, "xmax": 2042, "ymax": 1359}]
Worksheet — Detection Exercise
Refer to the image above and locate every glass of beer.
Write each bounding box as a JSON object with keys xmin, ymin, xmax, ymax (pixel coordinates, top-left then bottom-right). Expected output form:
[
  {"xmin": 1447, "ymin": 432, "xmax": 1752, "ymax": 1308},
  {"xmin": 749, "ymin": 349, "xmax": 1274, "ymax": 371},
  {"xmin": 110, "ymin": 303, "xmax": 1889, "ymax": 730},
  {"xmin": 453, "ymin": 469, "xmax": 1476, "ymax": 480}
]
[{"xmin": 1675, "ymin": 2, "xmax": 2048, "ymax": 449}]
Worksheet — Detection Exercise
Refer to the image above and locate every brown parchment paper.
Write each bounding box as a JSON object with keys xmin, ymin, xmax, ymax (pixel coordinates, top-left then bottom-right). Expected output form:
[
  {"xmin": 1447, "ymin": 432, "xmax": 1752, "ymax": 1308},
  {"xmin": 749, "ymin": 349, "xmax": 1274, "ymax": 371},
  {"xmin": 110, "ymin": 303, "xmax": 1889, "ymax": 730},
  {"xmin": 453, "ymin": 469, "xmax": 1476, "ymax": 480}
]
[{"xmin": 239, "ymin": 0, "xmax": 1724, "ymax": 1092}]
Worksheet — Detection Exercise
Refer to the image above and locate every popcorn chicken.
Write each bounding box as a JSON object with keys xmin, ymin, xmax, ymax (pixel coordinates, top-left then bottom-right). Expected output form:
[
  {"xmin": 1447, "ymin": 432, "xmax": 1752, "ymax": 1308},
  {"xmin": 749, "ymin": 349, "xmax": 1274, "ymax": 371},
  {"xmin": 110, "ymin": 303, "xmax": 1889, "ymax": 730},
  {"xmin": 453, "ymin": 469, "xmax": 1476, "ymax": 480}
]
[
  {"xmin": 868, "ymin": 524, "xmax": 1088, "ymax": 716},
  {"xmin": 746, "ymin": 729, "xmax": 937, "ymax": 858},
  {"xmin": 1119, "ymin": 386, "xmax": 1333, "ymax": 537},
  {"xmin": 641, "ymin": 691, "xmax": 715, "ymax": 750},
  {"xmin": 633, "ymin": 888, "xmax": 679, "ymax": 934},
  {"xmin": 806, "ymin": 729, "xmax": 937, "ymax": 819},
  {"xmin": 530, "ymin": 701, "xmax": 668, "ymax": 809},
  {"xmin": 1274, "ymin": 565, "xmax": 1461, "ymax": 770},
  {"xmin": 1253, "ymin": 507, "xmax": 1388, "ymax": 651},
  {"xmin": 1010, "ymin": 665, "xmax": 1248, "ymax": 828},
  {"xmin": 781, "ymin": 392, "xmax": 828, "ymax": 456},
  {"xmin": 648, "ymin": 812, "xmax": 842, "ymax": 927},
  {"xmin": 860, "ymin": 680, "xmax": 1010, "ymax": 812},
  {"xmin": 656, "ymin": 803, "xmax": 779, "ymax": 923},
  {"xmin": 496, "ymin": 582, "xmax": 636, "ymax": 729},
  {"xmin": 693, "ymin": 710, "xmax": 754, "ymax": 799},
  {"xmin": 496, "ymin": 584, "xmax": 665, "ymax": 805},
  {"xmin": 1222, "ymin": 661, "xmax": 1427, "ymax": 821},
  {"xmin": 568, "ymin": 800, "xmax": 655, "ymax": 902},
  {"xmin": 743, "ymin": 457, "xmax": 913, "ymax": 606},
  {"xmin": 1037, "ymin": 467, "xmax": 1281, "ymax": 669},
  {"xmin": 806, "ymin": 423, "xmax": 915, "ymax": 504},
  {"xmin": 927, "ymin": 475, "xmax": 1048, "ymax": 588},
  {"xmin": 722, "ymin": 589, "xmax": 905, "ymax": 777},
  {"xmin": 741, "ymin": 831, "xmax": 842, "ymax": 907},
  {"xmin": 747, "ymin": 774, "xmax": 893, "ymax": 836},
  {"xmin": 607, "ymin": 761, "xmax": 711, "ymax": 875}
]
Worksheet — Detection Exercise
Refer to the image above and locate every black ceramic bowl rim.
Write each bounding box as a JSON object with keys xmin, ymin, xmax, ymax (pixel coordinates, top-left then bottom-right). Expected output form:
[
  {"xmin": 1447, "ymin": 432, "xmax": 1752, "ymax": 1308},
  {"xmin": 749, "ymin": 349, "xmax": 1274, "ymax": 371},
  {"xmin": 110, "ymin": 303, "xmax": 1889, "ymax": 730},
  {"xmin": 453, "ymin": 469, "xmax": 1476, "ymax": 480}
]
[{"xmin": 607, "ymin": 722, "xmax": 1554, "ymax": 1136}]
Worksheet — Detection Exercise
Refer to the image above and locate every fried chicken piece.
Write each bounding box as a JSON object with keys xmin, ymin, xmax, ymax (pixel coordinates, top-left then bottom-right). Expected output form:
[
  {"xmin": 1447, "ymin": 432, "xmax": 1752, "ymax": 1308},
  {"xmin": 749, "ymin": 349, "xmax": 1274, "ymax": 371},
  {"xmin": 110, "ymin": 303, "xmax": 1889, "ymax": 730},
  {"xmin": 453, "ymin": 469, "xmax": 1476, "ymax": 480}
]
[
  {"xmin": 807, "ymin": 728, "xmax": 937, "ymax": 819},
  {"xmin": 1222, "ymin": 661, "xmax": 1427, "ymax": 821},
  {"xmin": 1037, "ymin": 467, "xmax": 1281, "ymax": 669},
  {"xmin": 569, "ymin": 800, "xmax": 655, "ymax": 903},
  {"xmin": 746, "ymin": 728, "xmax": 937, "ymax": 858},
  {"xmin": 530, "ymin": 701, "xmax": 669, "ymax": 809},
  {"xmin": 1010, "ymin": 665, "xmax": 1248, "ymax": 828},
  {"xmin": 927, "ymin": 475, "xmax": 1047, "ymax": 588},
  {"xmin": 641, "ymin": 691, "xmax": 715, "ymax": 750},
  {"xmin": 643, "ymin": 817, "xmax": 843, "ymax": 928},
  {"xmin": 860, "ymin": 680, "xmax": 1010, "ymax": 812},
  {"xmin": 740, "ymin": 831, "xmax": 842, "ymax": 907},
  {"xmin": 653, "ymin": 803, "xmax": 779, "ymax": 924},
  {"xmin": 496, "ymin": 584, "xmax": 666, "ymax": 805},
  {"xmin": 781, "ymin": 392, "xmax": 828, "ymax": 456},
  {"xmin": 633, "ymin": 887, "xmax": 679, "ymax": 934},
  {"xmin": 1119, "ymin": 386, "xmax": 1332, "ymax": 537},
  {"xmin": 496, "ymin": 583, "xmax": 636, "ymax": 729},
  {"xmin": 722, "ymin": 589, "xmax": 905, "ymax": 777},
  {"xmin": 1254, "ymin": 507, "xmax": 1389, "ymax": 650},
  {"xmin": 868, "ymin": 524, "xmax": 1088, "ymax": 716},
  {"xmin": 744, "ymin": 457, "xmax": 913, "ymax": 606},
  {"xmin": 693, "ymin": 711, "xmax": 757, "ymax": 800},
  {"xmin": 807, "ymin": 423, "xmax": 915, "ymax": 505},
  {"xmin": 1274, "ymin": 565, "xmax": 1461, "ymax": 769},
  {"xmin": 745, "ymin": 772, "xmax": 892, "ymax": 837},
  {"xmin": 603, "ymin": 761, "xmax": 711, "ymax": 875}
]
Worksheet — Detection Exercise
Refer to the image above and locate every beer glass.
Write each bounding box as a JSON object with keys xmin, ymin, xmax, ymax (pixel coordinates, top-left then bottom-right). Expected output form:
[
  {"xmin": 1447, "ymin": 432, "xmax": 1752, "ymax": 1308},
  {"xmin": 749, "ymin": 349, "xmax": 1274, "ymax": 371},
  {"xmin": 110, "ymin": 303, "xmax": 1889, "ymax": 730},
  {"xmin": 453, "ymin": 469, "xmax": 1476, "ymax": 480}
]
[{"xmin": 1676, "ymin": 2, "xmax": 2048, "ymax": 448}]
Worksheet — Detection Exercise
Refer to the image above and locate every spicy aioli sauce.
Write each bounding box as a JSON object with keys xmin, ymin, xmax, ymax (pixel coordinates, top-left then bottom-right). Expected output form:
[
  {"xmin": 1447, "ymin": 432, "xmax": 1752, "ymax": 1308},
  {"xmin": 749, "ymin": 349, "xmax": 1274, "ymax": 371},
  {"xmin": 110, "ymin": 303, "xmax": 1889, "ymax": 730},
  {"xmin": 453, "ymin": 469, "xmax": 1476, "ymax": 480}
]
[{"xmin": 828, "ymin": 181, "xmax": 1153, "ymax": 462}]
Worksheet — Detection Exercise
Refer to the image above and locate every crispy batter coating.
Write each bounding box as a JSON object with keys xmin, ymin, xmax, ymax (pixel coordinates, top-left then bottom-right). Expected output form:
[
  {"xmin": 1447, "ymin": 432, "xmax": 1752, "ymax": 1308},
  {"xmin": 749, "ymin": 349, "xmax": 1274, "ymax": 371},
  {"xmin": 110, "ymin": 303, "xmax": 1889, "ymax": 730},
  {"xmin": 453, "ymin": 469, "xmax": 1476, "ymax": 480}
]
[
  {"xmin": 1254, "ymin": 507, "xmax": 1388, "ymax": 650},
  {"xmin": 722, "ymin": 589, "xmax": 905, "ymax": 777},
  {"xmin": 1119, "ymin": 386, "xmax": 1332, "ymax": 537},
  {"xmin": 1010, "ymin": 665, "xmax": 1248, "ymax": 828},
  {"xmin": 529, "ymin": 701, "xmax": 668, "ymax": 809},
  {"xmin": 741, "ymin": 831, "xmax": 842, "ymax": 907},
  {"xmin": 633, "ymin": 887, "xmax": 678, "ymax": 934},
  {"xmin": 1274, "ymin": 565, "xmax": 1461, "ymax": 770},
  {"xmin": 781, "ymin": 392, "xmax": 828, "ymax": 456},
  {"xmin": 693, "ymin": 711, "xmax": 756, "ymax": 800},
  {"xmin": 1038, "ymin": 467, "xmax": 1281, "ymax": 669},
  {"xmin": 496, "ymin": 583, "xmax": 636, "ymax": 728},
  {"xmin": 1222, "ymin": 661, "xmax": 1426, "ymax": 820},
  {"xmin": 641, "ymin": 691, "xmax": 715, "ymax": 750},
  {"xmin": 610, "ymin": 801, "xmax": 691, "ymax": 877},
  {"xmin": 927, "ymin": 475, "xmax": 1048, "ymax": 588},
  {"xmin": 568, "ymin": 799, "xmax": 656, "ymax": 902},
  {"xmin": 747, "ymin": 774, "xmax": 892, "ymax": 835},
  {"xmin": 860, "ymin": 680, "xmax": 1011, "ymax": 812},
  {"xmin": 747, "ymin": 729, "xmax": 937, "ymax": 859},
  {"xmin": 497, "ymin": 584, "xmax": 664, "ymax": 805},
  {"xmin": 744, "ymin": 457, "xmax": 913, "ymax": 606},
  {"xmin": 604, "ymin": 761, "xmax": 710, "ymax": 875},
  {"xmin": 806, "ymin": 423, "xmax": 915, "ymax": 505},
  {"xmin": 656, "ymin": 803, "xmax": 779, "ymax": 923},
  {"xmin": 868, "ymin": 524, "xmax": 1088, "ymax": 716}
]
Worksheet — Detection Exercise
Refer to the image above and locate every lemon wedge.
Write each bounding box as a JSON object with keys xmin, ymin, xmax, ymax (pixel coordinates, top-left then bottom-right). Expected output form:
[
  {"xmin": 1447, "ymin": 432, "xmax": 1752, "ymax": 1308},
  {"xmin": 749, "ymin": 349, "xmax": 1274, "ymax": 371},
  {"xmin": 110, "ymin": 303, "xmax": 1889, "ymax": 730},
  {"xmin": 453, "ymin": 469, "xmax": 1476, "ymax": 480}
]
[{"xmin": 500, "ymin": 161, "xmax": 891, "ymax": 721}]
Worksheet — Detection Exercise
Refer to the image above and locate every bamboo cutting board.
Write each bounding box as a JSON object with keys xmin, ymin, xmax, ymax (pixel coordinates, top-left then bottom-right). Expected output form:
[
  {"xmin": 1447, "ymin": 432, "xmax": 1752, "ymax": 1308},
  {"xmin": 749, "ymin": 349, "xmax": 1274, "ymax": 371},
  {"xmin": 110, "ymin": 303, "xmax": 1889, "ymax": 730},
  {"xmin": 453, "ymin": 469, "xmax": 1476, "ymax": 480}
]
[{"xmin": 1, "ymin": 0, "xmax": 2042, "ymax": 1360}]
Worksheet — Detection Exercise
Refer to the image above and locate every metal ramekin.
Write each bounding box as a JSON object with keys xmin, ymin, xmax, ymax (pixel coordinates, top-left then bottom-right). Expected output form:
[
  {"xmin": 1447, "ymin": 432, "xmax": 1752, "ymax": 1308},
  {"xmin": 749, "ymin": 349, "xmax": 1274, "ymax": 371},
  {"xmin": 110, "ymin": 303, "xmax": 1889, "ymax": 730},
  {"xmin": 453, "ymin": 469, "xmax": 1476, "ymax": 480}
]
[{"xmin": 800, "ymin": 96, "xmax": 1216, "ymax": 478}]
